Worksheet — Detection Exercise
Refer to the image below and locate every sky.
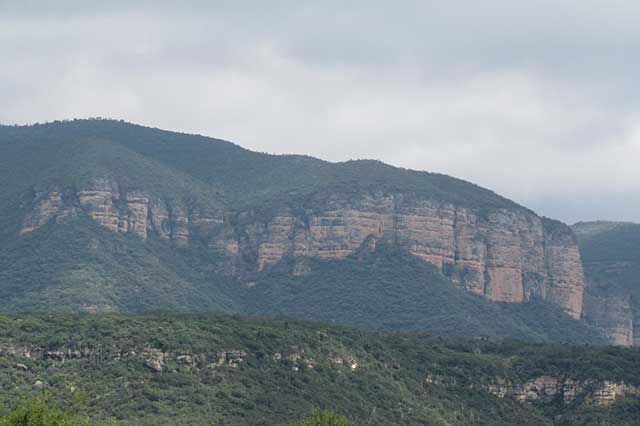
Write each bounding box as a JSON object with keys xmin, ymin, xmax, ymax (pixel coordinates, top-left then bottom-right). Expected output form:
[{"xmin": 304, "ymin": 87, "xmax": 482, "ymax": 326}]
[{"xmin": 1, "ymin": 1, "xmax": 639, "ymax": 224}]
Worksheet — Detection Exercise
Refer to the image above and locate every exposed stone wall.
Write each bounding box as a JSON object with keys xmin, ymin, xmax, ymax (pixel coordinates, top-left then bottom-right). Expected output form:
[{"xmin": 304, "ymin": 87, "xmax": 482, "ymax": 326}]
[
  {"xmin": 20, "ymin": 191, "xmax": 67, "ymax": 235},
  {"xmin": 20, "ymin": 178, "xmax": 221, "ymax": 245},
  {"xmin": 583, "ymin": 288, "xmax": 634, "ymax": 346},
  {"xmin": 228, "ymin": 193, "xmax": 584, "ymax": 318},
  {"xmin": 483, "ymin": 375, "xmax": 640, "ymax": 406},
  {"xmin": 0, "ymin": 343, "xmax": 357, "ymax": 375},
  {"xmin": 19, "ymin": 181, "xmax": 585, "ymax": 318}
]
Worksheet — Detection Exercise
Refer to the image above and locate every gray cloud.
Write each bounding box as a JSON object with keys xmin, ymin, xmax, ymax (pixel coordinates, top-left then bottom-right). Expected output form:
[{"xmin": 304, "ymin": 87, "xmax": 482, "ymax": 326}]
[{"xmin": 1, "ymin": 1, "xmax": 639, "ymax": 223}]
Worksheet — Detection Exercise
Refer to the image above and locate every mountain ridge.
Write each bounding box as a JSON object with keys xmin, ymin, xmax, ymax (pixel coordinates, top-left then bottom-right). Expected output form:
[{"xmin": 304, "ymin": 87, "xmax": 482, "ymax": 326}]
[
  {"xmin": 0, "ymin": 118, "xmax": 601, "ymax": 343},
  {"xmin": 0, "ymin": 119, "xmax": 530, "ymax": 213}
]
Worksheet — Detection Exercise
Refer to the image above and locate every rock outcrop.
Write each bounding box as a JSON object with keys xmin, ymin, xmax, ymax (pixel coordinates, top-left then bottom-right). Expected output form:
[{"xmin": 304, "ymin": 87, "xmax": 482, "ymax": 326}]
[
  {"xmin": 215, "ymin": 350, "xmax": 247, "ymax": 368},
  {"xmin": 0, "ymin": 343, "xmax": 348, "ymax": 374},
  {"xmin": 483, "ymin": 375, "xmax": 640, "ymax": 406},
  {"xmin": 227, "ymin": 193, "xmax": 584, "ymax": 318},
  {"xmin": 583, "ymin": 290, "xmax": 634, "ymax": 346},
  {"xmin": 20, "ymin": 178, "xmax": 221, "ymax": 244},
  {"xmin": 19, "ymin": 181, "xmax": 585, "ymax": 318},
  {"xmin": 20, "ymin": 191, "xmax": 72, "ymax": 234}
]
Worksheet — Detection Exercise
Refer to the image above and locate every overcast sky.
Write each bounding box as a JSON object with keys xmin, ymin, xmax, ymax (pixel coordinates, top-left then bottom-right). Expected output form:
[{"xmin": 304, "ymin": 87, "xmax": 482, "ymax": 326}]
[{"xmin": 1, "ymin": 1, "xmax": 639, "ymax": 223}]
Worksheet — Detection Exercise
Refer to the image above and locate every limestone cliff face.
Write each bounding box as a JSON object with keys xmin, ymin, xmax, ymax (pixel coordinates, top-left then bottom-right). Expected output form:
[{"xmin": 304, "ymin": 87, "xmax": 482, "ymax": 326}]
[
  {"xmin": 583, "ymin": 286, "xmax": 635, "ymax": 346},
  {"xmin": 20, "ymin": 191, "xmax": 69, "ymax": 234},
  {"xmin": 21, "ymin": 178, "xmax": 223, "ymax": 245},
  {"xmin": 76, "ymin": 179, "xmax": 153, "ymax": 238},
  {"xmin": 226, "ymin": 193, "xmax": 584, "ymax": 318},
  {"xmin": 20, "ymin": 182, "xmax": 585, "ymax": 318},
  {"xmin": 483, "ymin": 375, "xmax": 640, "ymax": 406},
  {"xmin": 542, "ymin": 220, "xmax": 586, "ymax": 320}
]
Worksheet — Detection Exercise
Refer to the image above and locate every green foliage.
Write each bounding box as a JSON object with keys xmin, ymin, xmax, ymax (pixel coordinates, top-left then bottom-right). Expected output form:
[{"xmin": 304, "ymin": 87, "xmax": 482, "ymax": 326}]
[
  {"xmin": 290, "ymin": 408, "xmax": 350, "ymax": 426},
  {"xmin": 0, "ymin": 119, "xmax": 602, "ymax": 343},
  {"xmin": 0, "ymin": 218, "xmax": 242, "ymax": 314},
  {"xmin": 572, "ymin": 221, "xmax": 640, "ymax": 343},
  {"xmin": 0, "ymin": 120, "xmax": 634, "ymax": 425},
  {"xmin": 0, "ymin": 220, "xmax": 602, "ymax": 342},
  {"xmin": 0, "ymin": 119, "xmax": 525, "ymax": 222},
  {"xmin": 246, "ymin": 243, "xmax": 604, "ymax": 343},
  {"xmin": 574, "ymin": 222, "xmax": 640, "ymax": 264},
  {"xmin": 0, "ymin": 396, "xmax": 112, "ymax": 426},
  {"xmin": 0, "ymin": 397, "xmax": 74, "ymax": 426},
  {"xmin": 0, "ymin": 314, "xmax": 636, "ymax": 426}
]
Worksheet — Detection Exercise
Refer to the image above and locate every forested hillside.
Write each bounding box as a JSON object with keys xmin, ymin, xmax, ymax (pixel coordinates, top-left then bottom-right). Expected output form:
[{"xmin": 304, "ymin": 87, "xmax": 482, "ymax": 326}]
[
  {"xmin": 0, "ymin": 120, "xmax": 601, "ymax": 343},
  {"xmin": 0, "ymin": 314, "xmax": 637, "ymax": 426}
]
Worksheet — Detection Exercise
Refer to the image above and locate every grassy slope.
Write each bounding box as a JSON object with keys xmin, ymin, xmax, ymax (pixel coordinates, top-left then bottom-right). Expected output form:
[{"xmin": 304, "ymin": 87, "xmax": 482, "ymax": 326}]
[{"xmin": 0, "ymin": 314, "xmax": 638, "ymax": 426}]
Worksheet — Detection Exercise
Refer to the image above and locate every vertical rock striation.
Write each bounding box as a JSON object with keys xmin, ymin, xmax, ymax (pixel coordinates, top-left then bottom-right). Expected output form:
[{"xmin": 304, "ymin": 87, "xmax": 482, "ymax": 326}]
[
  {"xmin": 20, "ymin": 184, "xmax": 585, "ymax": 317},
  {"xmin": 226, "ymin": 193, "xmax": 585, "ymax": 317},
  {"xmin": 20, "ymin": 191, "xmax": 66, "ymax": 235},
  {"xmin": 583, "ymin": 289, "xmax": 634, "ymax": 346},
  {"xmin": 484, "ymin": 375, "xmax": 640, "ymax": 406},
  {"xmin": 21, "ymin": 178, "xmax": 191, "ymax": 243}
]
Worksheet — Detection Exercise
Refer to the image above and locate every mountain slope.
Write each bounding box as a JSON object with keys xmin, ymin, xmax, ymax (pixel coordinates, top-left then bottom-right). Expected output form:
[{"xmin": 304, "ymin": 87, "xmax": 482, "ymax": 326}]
[
  {"xmin": 0, "ymin": 120, "xmax": 523, "ymax": 211},
  {"xmin": 573, "ymin": 221, "xmax": 640, "ymax": 346},
  {"xmin": 244, "ymin": 243, "xmax": 601, "ymax": 343},
  {"xmin": 0, "ymin": 218, "xmax": 242, "ymax": 313},
  {"xmin": 0, "ymin": 314, "xmax": 638, "ymax": 426},
  {"xmin": 0, "ymin": 119, "xmax": 595, "ymax": 342}
]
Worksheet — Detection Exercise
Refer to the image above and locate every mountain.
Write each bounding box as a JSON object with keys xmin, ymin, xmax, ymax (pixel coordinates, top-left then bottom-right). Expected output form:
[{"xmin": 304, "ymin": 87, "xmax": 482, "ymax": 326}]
[
  {"xmin": 245, "ymin": 242, "xmax": 600, "ymax": 342},
  {"xmin": 0, "ymin": 313, "xmax": 638, "ymax": 426},
  {"xmin": 0, "ymin": 119, "xmax": 597, "ymax": 342},
  {"xmin": 573, "ymin": 221, "xmax": 640, "ymax": 346}
]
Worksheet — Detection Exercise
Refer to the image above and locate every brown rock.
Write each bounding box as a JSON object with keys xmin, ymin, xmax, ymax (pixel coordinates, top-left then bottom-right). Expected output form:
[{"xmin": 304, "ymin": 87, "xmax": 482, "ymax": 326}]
[
  {"xmin": 19, "ymin": 183, "xmax": 586, "ymax": 317},
  {"xmin": 20, "ymin": 191, "xmax": 65, "ymax": 234},
  {"xmin": 225, "ymin": 193, "xmax": 584, "ymax": 316},
  {"xmin": 583, "ymin": 290, "xmax": 634, "ymax": 346}
]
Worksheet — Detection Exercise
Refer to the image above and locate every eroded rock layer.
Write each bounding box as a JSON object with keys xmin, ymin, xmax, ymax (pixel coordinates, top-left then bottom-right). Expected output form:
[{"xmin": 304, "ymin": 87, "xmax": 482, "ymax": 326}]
[
  {"xmin": 19, "ymin": 180, "xmax": 585, "ymax": 318},
  {"xmin": 228, "ymin": 193, "xmax": 584, "ymax": 318},
  {"xmin": 583, "ymin": 287, "xmax": 635, "ymax": 347},
  {"xmin": 483, "ymin": 375, "xmax": 640, "ymax": 406}
]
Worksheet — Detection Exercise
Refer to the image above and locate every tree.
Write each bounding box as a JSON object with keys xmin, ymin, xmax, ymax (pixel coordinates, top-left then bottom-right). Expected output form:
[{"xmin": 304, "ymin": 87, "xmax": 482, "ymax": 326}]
[
  {"xmin": 291, "ymin": 408, "xmax": 351, "ymax": 426},
  {"xmin": 0, "ymin": 396, "xmax": 114, "ymax": 426}
]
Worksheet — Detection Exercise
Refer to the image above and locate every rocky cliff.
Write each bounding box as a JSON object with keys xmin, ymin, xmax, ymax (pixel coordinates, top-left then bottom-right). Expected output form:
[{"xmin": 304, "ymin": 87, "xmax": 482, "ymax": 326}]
[
  {"xmin": 482, "ymin": 375, "xmax": 640, "ymax": 406},
  {"xmin": 583, "ymin": 290, "xmax": 635, "ymax": 346},
  {"xmin": 425, "ymin": 372, "xmax": 640, "ymax": 407},
  {"xmin": 20, "ymin": 179, "xmax": 585, "ymax": 318}
]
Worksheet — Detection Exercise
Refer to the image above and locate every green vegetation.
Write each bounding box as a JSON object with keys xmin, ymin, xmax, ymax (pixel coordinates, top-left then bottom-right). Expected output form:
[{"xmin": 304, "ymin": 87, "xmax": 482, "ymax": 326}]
[
  {"xmin": 0, "ymin": 314, "xmax": 637, "ymax": 426},
  {"xmin": 574, "ymin": 222, "xmax": 640, "ymax": 265},
  {"xmin": 0, "ymin": 218, "xmax": 242, "ymax": 313},
  {"xmin": 0, "ymin": 214, "xmax": 602, "ymax": 342},
  {"xmin": 289, "ymin": 409, "xmax": 351, "ymax": 426},
  {"xmin": 572, "ymin": 221, "xmax": 640, "ymax": 344},
  {"xmin": 0, "ymin": 118, "xmax": 635, "ymax": 425},
  {"xmin": 0, "ymin": 396, "xmax": 113, "ymax": 426},
  {"xmin": 0, "ymin": 119, "xmax": 605, "ymax": 344},
  {"xmin": 246, "ymin": 243, "xmax": 604, "ymax": 343},
  {"xmin": 0, "ymin": 119, "xmax": 524, "ymax": 216}
]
